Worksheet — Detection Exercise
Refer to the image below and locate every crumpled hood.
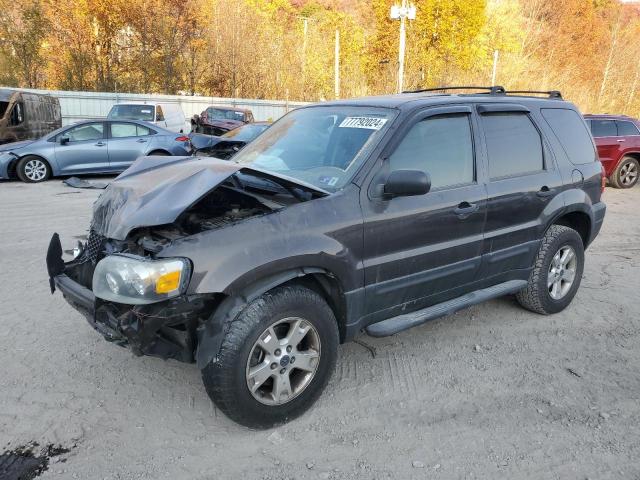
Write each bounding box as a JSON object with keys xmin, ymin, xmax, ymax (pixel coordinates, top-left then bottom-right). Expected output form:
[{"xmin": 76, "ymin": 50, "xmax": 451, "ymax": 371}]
[
  {"xmin": 0, "ymin": 140, "xmax": 34, "ymax": 152},
  {"xmin": 91, "ymin": 156, "xmax": 243, "ymax": 240}
]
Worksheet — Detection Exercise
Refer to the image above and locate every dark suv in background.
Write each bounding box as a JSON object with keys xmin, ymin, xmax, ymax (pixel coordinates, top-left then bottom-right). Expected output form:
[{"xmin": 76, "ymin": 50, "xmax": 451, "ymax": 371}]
[
  {"xmin": 48, "ymin": 86, "xmax": 606, "ymax": 428},
  {"xmin": 585, "ymin": 114, "xmax": 640, "ymax": 188}
]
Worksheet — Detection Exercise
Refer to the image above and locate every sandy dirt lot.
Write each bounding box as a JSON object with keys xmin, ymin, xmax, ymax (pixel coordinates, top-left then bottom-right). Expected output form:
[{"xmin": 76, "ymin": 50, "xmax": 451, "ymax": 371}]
[{"xmin": 1, "ymin": 178, "xmax": 639, "ymax": 480}]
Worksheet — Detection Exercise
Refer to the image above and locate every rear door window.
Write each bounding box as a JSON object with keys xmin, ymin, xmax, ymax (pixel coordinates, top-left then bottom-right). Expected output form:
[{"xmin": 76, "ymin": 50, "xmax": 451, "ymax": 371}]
[
  {"xmin": 541, "ymin": 108, "xmax": 596, "ymax": 164},
  {"xmin": 482, "ymin": 113, "xmax": 544, "ymax": 179},
  {"xmin": 590, "ymin": 119, "xmax": 617, "ymax": 137},
  {"xmin": 389, "ymin": 114, "xmax": 475, "ymax": 189},
  {"xmin": 111, "ymin": 123, "xmax": 154, "ymax": 137},
  {"xmin": 616, "ymin": 120, "xmax": 640, "ymax": 136}
]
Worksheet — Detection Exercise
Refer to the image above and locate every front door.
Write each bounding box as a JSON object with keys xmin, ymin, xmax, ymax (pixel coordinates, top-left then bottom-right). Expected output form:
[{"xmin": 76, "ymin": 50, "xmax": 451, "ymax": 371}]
[
  {"xmin": 54, "ymin": 122, "xmax": 108, "ymax": 174},
  {"xmin": 589, "ymin": 118, "xmax": 621, "ymax": 177},
  {"xmin": 360, "ymin": 106, "xmax": 487, "ymax": 319},
  {"xmin": 107, "ymin": 122, "xmax": 154, "ymax": 171}
]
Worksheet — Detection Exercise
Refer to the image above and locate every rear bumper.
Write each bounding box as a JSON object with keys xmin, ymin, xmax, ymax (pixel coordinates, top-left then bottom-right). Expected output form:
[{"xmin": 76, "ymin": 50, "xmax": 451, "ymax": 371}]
[{"xmin": 589, "ymin": 201, "xmax": 606, "ymax": 247}]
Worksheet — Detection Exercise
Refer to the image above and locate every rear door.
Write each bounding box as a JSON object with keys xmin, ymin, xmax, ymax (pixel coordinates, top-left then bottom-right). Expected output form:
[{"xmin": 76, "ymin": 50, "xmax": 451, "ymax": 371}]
[
  {"xmin": 478, "ymin": 104, "xmax": 563, "ymax": 278},
  {"xmin": 107, "ymin": 121, "xmax": 155, "ymax": 171},
  {"xmin": 54, "ymin": 122, "xmax": 109, "ymax": 174},
  {"xmin": 360, "ymin": 105, "xmax": 487, "ymax": 318}
]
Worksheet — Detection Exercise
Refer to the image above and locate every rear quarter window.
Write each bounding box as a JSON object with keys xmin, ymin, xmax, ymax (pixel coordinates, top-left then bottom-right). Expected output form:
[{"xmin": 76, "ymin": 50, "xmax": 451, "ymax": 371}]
[{"xmin": 541, "ymin": 108, "xmax": 596, "ymax": 165}]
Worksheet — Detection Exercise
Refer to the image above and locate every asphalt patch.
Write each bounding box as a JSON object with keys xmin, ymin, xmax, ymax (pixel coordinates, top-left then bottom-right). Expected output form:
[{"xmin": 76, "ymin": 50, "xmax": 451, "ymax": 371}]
[{"xmin": 0, "ymin": 443, "xmax": 71, "ymax": 480}]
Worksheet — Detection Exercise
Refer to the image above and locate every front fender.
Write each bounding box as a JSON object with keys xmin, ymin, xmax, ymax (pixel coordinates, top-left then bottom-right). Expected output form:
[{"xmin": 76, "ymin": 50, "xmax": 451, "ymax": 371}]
[{"xmin": 158, "ymin": 189, "xmax": 364, "ymax": 297}]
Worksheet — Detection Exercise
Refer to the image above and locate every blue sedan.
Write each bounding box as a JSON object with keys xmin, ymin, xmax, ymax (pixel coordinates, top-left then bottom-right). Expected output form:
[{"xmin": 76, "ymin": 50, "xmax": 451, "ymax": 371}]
[{"xmin": 0, "ymin": 119, "xmax": 191, "ymax": 182}]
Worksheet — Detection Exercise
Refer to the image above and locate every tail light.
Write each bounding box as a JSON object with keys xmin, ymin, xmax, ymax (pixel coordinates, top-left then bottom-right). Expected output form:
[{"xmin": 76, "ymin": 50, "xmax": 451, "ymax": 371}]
[
  {"xmin": 175, "ymin": 136, "xmax": 189, "ymax": 142},
  {"xmin": 600, "ymin": 163, "xmax": 606, "ymax": 194}
]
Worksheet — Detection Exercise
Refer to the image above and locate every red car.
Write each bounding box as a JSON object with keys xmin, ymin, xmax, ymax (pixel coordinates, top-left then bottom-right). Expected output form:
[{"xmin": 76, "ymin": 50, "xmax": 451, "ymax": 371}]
[
  {"xmin": 584, "ymin": 114, "xmax": 640, "ymax": 188},
  {"xmin": 191, "ymin": 106, "xmax": 255, "ymax": 136}
]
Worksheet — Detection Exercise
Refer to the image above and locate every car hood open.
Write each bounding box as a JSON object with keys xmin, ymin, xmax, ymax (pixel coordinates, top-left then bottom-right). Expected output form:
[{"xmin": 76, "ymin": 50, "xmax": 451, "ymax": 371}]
[{"xmin": 91, "ymin": 155, "xmax": 327, "ymax": 240}]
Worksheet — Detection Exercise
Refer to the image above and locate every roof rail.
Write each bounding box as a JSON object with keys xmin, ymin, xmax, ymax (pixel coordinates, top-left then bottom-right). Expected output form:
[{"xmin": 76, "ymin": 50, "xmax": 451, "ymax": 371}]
[
  {"xmin": 403, "ymin": 86, "xmax": 506, "ymax": 95},
  {"xmin": 505, "ymin": 90, "xmax": 563, "ymax": 99},
  {"xmin": 401, "ymin": 86, "xmax": 563, "ymax": 100}
]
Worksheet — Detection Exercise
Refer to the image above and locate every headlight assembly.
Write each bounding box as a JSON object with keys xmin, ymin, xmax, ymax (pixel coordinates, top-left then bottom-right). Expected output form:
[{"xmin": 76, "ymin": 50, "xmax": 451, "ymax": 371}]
[{"xmin": 93, "ymin": 254, "xmax": 191, "ymax": 305}]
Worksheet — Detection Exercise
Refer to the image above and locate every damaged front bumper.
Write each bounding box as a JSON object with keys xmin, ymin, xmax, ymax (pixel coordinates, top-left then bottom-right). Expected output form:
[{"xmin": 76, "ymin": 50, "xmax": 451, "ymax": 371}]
[{"xmin": 46, "ymin": 233, "xmax": 212, "ymax": 363}]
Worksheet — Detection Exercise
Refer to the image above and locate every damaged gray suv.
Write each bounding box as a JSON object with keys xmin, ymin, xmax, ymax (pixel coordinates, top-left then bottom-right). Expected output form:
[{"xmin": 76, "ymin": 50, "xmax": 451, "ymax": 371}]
[{"xmin": 47, "ymin": 87, "xmax": 606, "ymax": 428}]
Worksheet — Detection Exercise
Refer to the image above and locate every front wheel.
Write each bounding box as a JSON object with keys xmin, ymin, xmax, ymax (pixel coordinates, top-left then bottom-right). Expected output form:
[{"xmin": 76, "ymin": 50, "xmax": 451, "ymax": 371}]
[
  {"xmin": 17, "ymin": 156, "xmax": 51, "ymax": 183},
  {"xmin": 517, "ymin": 225, "xmax": 585, "ymax": 315},
  {"xmin": 201, "ymin": 285, "xmax": 339, "ymax": 428}
]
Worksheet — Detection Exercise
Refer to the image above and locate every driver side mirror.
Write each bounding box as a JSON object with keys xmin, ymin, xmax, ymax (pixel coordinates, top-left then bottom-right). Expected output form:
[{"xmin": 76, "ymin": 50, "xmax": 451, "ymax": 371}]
[
  {"xmin": 383, "ymin": 170, "xmax": 431, "ymax": 198},
  {"xmin": 59, "ymin": 136, "xmax": 70, "ymax": 145}
]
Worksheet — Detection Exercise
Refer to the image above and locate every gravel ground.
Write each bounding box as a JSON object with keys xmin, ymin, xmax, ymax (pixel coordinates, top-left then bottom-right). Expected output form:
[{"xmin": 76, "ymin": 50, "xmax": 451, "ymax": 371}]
[{"xmin": 1, "ymin": 178, "xmax": 639, "ymax": 480}]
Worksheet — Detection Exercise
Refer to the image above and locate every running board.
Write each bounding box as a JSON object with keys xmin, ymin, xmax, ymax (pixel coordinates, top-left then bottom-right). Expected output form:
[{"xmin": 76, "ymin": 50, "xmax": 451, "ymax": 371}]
[{"xmin": 365, "ymin": 280, "xmax": 527, "ymax": 337}]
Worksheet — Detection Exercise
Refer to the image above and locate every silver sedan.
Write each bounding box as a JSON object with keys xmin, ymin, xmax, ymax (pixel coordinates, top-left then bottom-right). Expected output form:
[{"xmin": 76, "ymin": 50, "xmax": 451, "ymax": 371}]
[{"xmin": 0, "ymin": 119, "xmax": 191, "ymax": 182}]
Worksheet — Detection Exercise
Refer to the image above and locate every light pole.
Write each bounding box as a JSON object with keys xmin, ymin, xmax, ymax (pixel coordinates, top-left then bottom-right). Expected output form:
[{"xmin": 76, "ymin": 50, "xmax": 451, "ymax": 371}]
[{"xmin": 390, "ymin": 1, "xmax": 416, "ymax": 94}]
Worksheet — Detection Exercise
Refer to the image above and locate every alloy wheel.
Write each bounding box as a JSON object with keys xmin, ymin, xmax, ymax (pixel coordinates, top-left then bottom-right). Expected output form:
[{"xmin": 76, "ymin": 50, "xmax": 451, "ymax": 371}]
[
  {"xmin": 24, "ymin": 159, "xmax": 47, "ymax": 181},
  {"xmin": 547, "ymin": 245, "xmax": 578, "ymax": 300},
  {"xmin": 619, "ymin": 160, "xmax": 638, "ymax": 187},
  {"xmin": 246, "ymin": 317, "xmax": 321, "ymax": 406}
]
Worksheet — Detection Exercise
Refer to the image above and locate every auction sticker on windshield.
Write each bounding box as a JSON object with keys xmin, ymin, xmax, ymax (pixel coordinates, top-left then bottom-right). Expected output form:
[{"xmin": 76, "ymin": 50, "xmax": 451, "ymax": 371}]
[{"xmin": 339, "ymin": 117, "xmax": 388, "ymax": 130}]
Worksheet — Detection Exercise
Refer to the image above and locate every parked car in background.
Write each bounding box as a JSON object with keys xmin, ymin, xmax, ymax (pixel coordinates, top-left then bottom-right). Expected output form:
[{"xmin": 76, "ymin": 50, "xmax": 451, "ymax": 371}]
[
  {"xmin": 0, "ymin": 119, "xmax": 190, "ymax": 183},
  {"xmin": 108, "ymin": 102, "xmax": 186, "ymax": 133},
  {"xmin": 190, "ymin": 122, "xmax": 271, "ymax": 159},
  {"xmin": 0, "ymin": 89, "xmax": 61, "ymax": 145},
  {"xmin": 191, "ymin": 105, "xmax": 254, "ymax": 136},
  {"xmin": 48, "ymin": 87, "xmax": 605, "ymax": 428},
  {"xmin": 585, "ymin": 114, "xmax": 640, "ymax": 188}
]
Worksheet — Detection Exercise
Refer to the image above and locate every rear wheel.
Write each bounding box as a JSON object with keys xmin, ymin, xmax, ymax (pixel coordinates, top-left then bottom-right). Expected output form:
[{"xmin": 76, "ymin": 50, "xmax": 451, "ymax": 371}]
[
  {"xmin": 516, "ymin": 225, "xmax": 584, "ymax": 314},
  {"xmin": 17, "ymin": 156, "xmax": 51, "ymax": 183},
  {"xmin": 201, "ymin": 285, "xmax": 339, "ymax": 428},
  {"xmin": 148, "ymin": 150, "xmax": 169, "ymax": 156},
  {"xmin": 610, "ymin": 156, "xmax": 639, "ymax": 189}
]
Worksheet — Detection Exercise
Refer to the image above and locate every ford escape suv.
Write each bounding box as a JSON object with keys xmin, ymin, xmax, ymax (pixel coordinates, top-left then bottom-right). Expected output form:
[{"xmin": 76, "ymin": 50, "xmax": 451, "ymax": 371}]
[{"xmin": 47, "ymin": 86, "xmax": 606, "ymax": 428}]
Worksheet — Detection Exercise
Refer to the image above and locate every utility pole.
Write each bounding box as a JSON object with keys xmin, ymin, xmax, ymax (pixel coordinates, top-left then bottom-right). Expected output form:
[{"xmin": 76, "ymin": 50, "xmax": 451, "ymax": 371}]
[
  {"xmin": 491, "ymin": 50, "xmax": 499, "ymax": 85},
  {"xmin": 334, "ymin": 29, "xmax": 340, "ymax": 99},
  {"xmin": 390, "ymin": 1, "xmax": 416, "ymax": 94}
]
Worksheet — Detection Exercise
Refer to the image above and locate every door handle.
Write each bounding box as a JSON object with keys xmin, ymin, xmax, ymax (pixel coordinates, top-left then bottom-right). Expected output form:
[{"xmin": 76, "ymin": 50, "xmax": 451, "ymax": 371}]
[
  {"xmin": 136, "ymin": 138, "xmax": 148, "ymax": 143},
  {"xmin": 616, "ymin": 139, "xmax": 625, "ymax": 142},
  {"xmin": 454, "ymin": 201, "xmax": 479, "ymax": 218},
  {"xmin": 95, "ymin": 141, "xmax": 106, "ymax": 147},
  {"xmin": 536, "ymin": 186, "xmax": 555, "ymax": 198}
]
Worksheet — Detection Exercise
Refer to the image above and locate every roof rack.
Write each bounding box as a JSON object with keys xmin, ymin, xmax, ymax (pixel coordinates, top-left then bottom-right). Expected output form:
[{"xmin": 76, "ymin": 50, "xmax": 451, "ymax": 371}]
[
  {"xmin": 403, "ymin": 86, "xmax": 506, "ymax": 95},
  {"xmin": 505, "ymin": 90, "xmax": 563, "ymax": 99},
  {"xmin": 402, "ymin": 86, "xmax": 563, "ymax": 100}
]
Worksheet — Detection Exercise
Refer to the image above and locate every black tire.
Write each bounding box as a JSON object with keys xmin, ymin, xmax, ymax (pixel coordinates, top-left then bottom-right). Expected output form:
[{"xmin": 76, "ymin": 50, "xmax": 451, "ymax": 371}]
[
  {"xmin": 609, "ymin": 156, "xmax": 639, "ymax": 189},
  {"xmin": 148, "ymin": 150, "xmax": 169, "ymax": 156},
  {"xmin": 516, "ymin": 225, "xmax": 585, "ymax": 315},
  {"xmin": 16, "ymin": 156, "xmax": 51, "ymax": 183},
  {"xmin": 201, "ymin": 285, "xmax": 339, "ymax": 428}
]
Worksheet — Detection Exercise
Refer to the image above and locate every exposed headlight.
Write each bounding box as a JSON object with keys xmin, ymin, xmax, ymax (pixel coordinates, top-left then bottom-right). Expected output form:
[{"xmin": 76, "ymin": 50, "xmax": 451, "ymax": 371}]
[{"xmin": 93, "ymin": 254, "xmax": 191, "ymax": 305}]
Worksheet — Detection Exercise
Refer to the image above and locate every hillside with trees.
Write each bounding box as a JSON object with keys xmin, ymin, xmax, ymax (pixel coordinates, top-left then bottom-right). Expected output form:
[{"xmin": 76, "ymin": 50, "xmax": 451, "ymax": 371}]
[{"xmin": 1, "ymin": 0, "xmax": 639, "ymax": 114}]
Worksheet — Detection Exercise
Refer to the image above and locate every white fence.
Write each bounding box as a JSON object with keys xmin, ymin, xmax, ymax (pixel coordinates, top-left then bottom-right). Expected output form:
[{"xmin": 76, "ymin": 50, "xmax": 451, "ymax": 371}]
[{"xmin": 15, "ymin": 88, "xmax": 308, "ymax": 130}]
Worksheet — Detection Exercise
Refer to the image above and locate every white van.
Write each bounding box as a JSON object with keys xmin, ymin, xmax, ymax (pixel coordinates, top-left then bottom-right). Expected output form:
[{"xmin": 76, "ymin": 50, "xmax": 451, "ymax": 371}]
[{"xmin": 107, "ymin": 102, "xmax": 186, "ymax": 133}]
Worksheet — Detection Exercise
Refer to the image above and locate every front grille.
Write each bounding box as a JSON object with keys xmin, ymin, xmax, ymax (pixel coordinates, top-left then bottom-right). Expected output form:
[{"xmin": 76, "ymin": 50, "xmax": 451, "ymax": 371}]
[{"xmin": 86, "ymin": 230, "xmax": 105, "ymax": 262}]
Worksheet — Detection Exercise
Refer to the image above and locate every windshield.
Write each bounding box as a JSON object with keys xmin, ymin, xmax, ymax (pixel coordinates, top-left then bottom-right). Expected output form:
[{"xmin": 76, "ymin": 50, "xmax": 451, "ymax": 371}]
[
  {"xmin": 233, "ymin": 106, "xmax": 395, "ymax": 190},
  {"xmin": 207, "ymin": 108, "xmax": 246, "ymax": 122},
  {"xmin": 108, "ymin": 105, "xmax": 155, "ymax": 121},
  {"xmin": 222, "ymin": 124, "xmax": 269, "ymax": 142}
]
